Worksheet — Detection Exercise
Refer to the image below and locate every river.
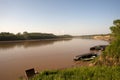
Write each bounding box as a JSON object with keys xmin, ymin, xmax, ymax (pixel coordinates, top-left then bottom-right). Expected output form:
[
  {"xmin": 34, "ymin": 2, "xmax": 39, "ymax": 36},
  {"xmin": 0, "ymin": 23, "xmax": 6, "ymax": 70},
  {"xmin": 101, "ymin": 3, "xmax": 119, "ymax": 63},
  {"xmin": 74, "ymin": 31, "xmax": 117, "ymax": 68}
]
[{"xmin": 0, "ymin": 38, "xmax": 109, "ymax": 80}]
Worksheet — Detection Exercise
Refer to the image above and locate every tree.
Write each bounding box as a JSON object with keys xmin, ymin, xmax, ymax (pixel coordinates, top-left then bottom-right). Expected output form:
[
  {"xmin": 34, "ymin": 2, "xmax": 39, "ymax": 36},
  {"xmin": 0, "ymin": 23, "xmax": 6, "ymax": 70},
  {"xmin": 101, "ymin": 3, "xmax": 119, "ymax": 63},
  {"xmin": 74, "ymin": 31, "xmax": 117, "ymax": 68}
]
[
  {"xmin": 23, "ymin": 31, "xmax": 29, "ymax": 39},
  {"xmin": 105, "ymin": 19, "xmax": 120, "ymax": 58},
  {"xmin": 113, "ymin": 19, "xmax": 120, "ymax": 27},
  {"xmin": 95, "ymin": 19, "xmax": 120, "ymax": 66},
  {"xmin": 110, "ymin": 19, "xmax": 120, "ymax": 39}
]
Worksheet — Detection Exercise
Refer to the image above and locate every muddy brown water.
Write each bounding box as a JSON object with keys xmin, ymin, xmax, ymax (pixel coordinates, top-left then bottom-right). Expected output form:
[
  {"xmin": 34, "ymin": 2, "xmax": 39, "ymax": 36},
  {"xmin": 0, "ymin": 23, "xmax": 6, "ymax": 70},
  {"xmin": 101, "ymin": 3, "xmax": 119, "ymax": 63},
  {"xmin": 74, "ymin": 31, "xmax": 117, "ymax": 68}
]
[{"xmin": 0, "ymin": 39, "xmax": 109, "ymax": 80}]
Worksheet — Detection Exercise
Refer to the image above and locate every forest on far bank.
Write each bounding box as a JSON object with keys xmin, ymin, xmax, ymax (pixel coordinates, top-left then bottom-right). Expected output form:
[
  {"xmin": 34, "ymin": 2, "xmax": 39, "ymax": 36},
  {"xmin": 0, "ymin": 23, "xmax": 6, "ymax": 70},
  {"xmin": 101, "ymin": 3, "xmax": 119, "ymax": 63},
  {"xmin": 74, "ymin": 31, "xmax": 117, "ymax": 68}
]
[{"xmin": 0, "ymin": 32, "xmax": 72, "ymax": 41}]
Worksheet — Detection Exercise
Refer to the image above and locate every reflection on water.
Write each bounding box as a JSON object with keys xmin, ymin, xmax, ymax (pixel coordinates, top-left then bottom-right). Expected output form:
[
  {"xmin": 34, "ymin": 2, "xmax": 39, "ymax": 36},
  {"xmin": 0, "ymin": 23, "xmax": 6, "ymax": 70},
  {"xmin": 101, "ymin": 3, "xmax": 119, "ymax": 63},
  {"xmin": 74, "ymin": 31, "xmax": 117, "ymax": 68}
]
[
  {"xmin": 0, "ymin": 38, "xmax": 108, "ymax": 80},
  {"xmin": 0, "ymin": 39, "xmax": 72, "ymax": 50}
]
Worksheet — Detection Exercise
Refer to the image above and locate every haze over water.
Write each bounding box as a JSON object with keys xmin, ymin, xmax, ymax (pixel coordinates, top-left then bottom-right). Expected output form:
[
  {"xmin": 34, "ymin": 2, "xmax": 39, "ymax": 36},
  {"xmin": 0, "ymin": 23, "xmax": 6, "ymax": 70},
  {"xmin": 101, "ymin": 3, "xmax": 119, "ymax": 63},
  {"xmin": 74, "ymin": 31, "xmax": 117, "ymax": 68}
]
[{"xmin": 0, "ymin": 39, "xmax": 109, "ymax": 80}]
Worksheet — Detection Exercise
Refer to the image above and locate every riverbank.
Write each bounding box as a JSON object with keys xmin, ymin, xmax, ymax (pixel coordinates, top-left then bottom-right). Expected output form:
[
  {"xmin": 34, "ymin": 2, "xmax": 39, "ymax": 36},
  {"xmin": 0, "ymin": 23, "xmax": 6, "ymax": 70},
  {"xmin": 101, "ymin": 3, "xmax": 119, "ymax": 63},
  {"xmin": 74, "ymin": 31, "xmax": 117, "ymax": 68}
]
[
  {"xmin": 31, "ymin": 66, "xmax": 120, "ymax": 80},
  {"xmin": 93, "ymin": 35, "xmax": 111, "ymax": 41}
]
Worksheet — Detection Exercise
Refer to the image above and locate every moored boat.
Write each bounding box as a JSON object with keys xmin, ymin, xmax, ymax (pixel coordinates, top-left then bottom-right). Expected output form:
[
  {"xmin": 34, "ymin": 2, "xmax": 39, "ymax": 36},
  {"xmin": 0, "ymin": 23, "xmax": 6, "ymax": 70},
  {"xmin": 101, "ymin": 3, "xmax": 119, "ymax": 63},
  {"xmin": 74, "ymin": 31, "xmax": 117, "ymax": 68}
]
[
  {"xmin": 90, "ymin": 45, "xmax": 108, "ymax": 51},
  {"xmin": 74, "ymin": 53, "xmax": 98, "ymax": 61}
]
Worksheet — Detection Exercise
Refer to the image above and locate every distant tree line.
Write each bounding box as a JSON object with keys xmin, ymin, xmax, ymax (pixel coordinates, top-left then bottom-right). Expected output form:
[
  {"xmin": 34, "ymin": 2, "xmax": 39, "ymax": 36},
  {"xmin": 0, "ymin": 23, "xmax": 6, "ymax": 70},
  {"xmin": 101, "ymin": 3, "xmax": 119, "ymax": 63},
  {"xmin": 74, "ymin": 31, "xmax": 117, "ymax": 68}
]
[
  {"xmin": 0, "ymin": 32, "xmax": 72, "ymax": 41},
  {"xmin": 74, "ymin": 34, "xmax": 110, "ymax": 39}
]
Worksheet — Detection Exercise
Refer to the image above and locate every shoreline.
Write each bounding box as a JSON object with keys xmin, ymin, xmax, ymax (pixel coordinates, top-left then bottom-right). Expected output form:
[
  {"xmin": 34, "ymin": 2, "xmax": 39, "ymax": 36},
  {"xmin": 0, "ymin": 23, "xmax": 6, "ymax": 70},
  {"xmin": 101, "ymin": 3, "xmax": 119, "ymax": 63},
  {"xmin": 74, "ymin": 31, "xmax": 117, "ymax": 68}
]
[{"xmin": 0, "ymin": 38, "xmax": 72, "ymax": 43}]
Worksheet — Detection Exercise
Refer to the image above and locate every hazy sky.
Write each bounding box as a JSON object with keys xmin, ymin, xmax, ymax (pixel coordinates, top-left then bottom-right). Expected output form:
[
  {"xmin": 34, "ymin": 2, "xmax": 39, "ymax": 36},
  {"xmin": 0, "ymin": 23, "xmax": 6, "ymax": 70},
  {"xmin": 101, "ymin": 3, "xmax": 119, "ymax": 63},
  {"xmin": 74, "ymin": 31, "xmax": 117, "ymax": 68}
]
[{"xmin": 0, "ymin": 0, "xmax": 120, "ymax": 35}]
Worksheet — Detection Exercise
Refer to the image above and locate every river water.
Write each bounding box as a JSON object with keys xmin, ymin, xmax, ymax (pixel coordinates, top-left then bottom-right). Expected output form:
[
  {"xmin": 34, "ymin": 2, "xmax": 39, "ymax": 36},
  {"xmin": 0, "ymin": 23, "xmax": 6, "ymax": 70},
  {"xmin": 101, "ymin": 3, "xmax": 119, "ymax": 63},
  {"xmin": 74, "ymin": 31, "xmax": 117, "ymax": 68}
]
[{"xmin": 0, "ymin": 38, "xmax": 108, "ymax": 80}]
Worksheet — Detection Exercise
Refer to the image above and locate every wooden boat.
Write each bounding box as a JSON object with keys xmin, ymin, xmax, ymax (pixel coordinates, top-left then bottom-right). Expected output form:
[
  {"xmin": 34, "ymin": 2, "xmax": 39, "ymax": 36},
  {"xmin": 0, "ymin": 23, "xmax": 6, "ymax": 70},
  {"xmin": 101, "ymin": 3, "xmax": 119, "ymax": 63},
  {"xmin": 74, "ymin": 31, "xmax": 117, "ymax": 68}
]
[
  {"xmin": 90, "ymin": 45, "xmax": 108, "ymax": 51},
  {"xmin": 25, "ymin": 68, "xmax": 38, "ymax": 79},
  {"xmin": 73, "ymin": 53, "xmax": 98, "ymax": 61}
]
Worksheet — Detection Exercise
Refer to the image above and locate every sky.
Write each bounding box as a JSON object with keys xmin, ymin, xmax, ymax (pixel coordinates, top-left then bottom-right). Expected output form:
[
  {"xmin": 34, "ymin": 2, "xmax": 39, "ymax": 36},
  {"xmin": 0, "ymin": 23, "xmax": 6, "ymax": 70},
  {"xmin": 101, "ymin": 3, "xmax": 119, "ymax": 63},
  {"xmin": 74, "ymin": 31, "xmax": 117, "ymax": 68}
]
[{"xmin": 0, "ymin": 0, "xmax": 120, "ymax": 35}]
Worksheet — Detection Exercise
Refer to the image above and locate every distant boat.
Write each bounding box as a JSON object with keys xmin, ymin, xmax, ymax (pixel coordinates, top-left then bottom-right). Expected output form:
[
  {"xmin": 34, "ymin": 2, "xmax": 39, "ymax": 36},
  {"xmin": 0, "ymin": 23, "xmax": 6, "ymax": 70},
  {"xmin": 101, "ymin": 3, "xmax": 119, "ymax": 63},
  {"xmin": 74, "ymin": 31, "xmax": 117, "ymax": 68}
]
[{"xmin": 73, "ymin": 53, "xmax": 98, "ymax": 61}]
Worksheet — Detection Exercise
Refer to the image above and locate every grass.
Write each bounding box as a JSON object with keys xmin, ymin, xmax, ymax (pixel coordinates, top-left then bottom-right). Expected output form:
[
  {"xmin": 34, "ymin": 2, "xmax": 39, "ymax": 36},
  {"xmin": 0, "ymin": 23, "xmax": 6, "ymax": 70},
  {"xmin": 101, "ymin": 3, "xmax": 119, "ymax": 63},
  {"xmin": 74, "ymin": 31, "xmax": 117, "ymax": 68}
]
[{"xmin": 31, "ymin": 66, "xmax": 120, "ymax": 80}]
